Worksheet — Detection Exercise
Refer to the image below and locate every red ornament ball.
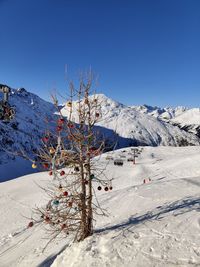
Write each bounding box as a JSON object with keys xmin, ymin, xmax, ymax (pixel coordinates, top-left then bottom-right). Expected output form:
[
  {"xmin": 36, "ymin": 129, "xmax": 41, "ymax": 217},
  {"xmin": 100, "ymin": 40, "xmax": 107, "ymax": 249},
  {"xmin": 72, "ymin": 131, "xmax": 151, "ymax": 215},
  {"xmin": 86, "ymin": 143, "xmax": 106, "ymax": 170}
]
[
  {"xmin": 57, "ymin": 118, "xmax": 65, "ymax": 125},
  {"xmin": 56, "ymin": 126, "xmax": 62, "ymax": 132},
  {"xmin": 28, "ymin": 221, "xmax": 34, "ymax": 228},
  {"xmin": 109, "ymin": 186, "xmax": 113, "ymax": 190},
  {"xmin": 42, "ymin": 136, "xmax": 49, "ymax": 143},
  {"xmin": 49, "ymin": 171, "xmax": 53, "ymax": 176},
  {"xmin": 43, "ymin": 163, "xmax": 49, "ymax": 169},
  {"xmin": 61, "ymin": 223, "xmax": 66, "ymax": 230},
  {"xmin": 104, "ymin": 187, "xmax": 109, "ymax": 191},
  {"xmin": 67, "ymin": 123, "xmax": 74, "ymax": 129},
  {"xmin": 63, "ymin": 191, "xmax": 68, "ymax": 197},
  {"xmin": 97, "ymin": 186, "xmax": 102, "ymax": 191},
  {"xmin": 60, "ymin": 170, "xmax": 65, "ymax": 176}
]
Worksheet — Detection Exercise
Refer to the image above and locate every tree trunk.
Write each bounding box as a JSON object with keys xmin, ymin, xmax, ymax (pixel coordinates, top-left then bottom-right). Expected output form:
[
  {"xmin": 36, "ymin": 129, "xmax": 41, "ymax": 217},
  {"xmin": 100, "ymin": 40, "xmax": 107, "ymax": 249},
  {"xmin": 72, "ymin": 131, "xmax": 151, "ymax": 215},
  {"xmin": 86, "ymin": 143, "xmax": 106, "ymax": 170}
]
[{"xmin": 79, "ymin": 152, "xmax": 88, "ymax": 241}]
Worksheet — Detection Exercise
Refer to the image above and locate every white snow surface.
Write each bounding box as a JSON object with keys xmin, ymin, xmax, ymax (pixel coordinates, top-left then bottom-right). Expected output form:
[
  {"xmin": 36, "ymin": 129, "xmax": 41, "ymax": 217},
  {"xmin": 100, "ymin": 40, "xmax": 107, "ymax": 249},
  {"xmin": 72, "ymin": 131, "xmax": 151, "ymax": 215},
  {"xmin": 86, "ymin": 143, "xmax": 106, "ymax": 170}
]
[
  {"xmin": 171, "ymin": 108, "xmax": 200, "ymax": 126},
  {"xmin": 0, "ymin": 146, "xmax": 199, "ymax": 267}
]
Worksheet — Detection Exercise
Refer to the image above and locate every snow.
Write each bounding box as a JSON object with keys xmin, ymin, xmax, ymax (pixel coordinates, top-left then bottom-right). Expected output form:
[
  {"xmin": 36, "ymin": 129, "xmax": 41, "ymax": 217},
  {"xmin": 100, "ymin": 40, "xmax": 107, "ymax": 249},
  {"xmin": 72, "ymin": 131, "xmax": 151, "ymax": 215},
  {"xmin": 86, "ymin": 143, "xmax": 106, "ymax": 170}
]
[
  {"xmin": 131, "ymin": 104, "xmax": 188, "ymax": 120},
  {"xmin": 60, "ymin": 94, "xmax": 200, "ymax": 146},
  {"xmin": 171, "ymin": 108, "xmax": 200, "ymax": 126},
  {"xmin": 0, "ymin": 146, "xmax": 199, "ymax": 267},
  {"xmin": 132, "ymin": 104, "xmax": 200, "ymax": 136}
]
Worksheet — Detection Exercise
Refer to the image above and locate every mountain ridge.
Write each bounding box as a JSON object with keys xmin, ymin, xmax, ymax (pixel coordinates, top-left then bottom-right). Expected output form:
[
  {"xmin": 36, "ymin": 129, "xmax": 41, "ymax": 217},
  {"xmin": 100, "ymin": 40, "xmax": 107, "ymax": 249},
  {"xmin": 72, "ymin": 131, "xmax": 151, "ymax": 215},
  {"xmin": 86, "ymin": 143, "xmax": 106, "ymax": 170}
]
[{"xmin": 60, "ymin": 93, "xmax": 200, "ymax": 146}]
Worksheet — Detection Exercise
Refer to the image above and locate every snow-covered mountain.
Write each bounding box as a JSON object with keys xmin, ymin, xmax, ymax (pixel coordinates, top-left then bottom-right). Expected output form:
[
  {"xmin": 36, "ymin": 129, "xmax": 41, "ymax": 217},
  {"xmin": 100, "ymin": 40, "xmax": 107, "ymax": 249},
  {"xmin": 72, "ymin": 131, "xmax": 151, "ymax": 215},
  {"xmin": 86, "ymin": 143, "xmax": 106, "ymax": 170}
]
[
  {"xmin": 171, "ymin": 108, "xmax": 200, "ymax": 125},
  {"xmin": 170, "ymin": 108, "xmax": 200, "ymax": 136},
  {"xmin": 60, "ymin": 94, "xmax": 200, "ymax": 147},
  {"xmin": 131, "ymin": 104, "xmax": 188, "ymax": 120},
  {"xmin": 0, "ymin": 87, "xmax": 56, "ymax": 181},
  {"xmin": 130, "ymin": 104, "xmax": 200, "ymax": 137}
]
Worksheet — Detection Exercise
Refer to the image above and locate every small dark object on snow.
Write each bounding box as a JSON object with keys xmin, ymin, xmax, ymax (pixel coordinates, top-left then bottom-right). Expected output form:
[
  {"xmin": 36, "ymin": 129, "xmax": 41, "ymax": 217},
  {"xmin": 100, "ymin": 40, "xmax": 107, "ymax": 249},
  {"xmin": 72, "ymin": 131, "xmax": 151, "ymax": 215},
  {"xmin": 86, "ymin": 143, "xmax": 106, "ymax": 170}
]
[
  {"xmin": 90, "ymin": 174, "xmax": 95, "ymax": 179},
  {"xmin": 28, "ymin": 221, "xmax": 34, "ymax": 228},
  {"xmin": 74, "ymin": 166, "xmax": 79, "ymax": 172},
  {"xmin": 114, "ymin": 159, "xmax": 123, "ymax": 166},
  {"xmin": 53, "ymin": 200, "xmax": 59, "ymax": 206},
  {"xmin": 127, "ymin": 158, "xmax": 134, "ymax": 162}
]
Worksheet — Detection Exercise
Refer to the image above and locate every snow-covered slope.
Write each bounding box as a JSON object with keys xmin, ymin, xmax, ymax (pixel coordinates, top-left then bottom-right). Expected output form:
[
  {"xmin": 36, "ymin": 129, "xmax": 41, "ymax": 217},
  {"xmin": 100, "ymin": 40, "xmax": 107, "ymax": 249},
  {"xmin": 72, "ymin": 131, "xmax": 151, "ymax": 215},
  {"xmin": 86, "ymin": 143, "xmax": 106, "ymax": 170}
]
[
  {"xmin": 60, "ymin": 94, "xmax": 200, "ymax": 147},
  {"xmin": 170, "ymin": 108, "xmax": 200, "ymax": 136},
  {"xmin": 171, "ymin": 108, "xmax": 200, "ymax": 125},
  {"xmin": 0, "ymin": 87, "xmax": 56, "ymax": 181},
  {"xmin": 0, "ymin": 146, "xmax": 199, "ymax": 266}
]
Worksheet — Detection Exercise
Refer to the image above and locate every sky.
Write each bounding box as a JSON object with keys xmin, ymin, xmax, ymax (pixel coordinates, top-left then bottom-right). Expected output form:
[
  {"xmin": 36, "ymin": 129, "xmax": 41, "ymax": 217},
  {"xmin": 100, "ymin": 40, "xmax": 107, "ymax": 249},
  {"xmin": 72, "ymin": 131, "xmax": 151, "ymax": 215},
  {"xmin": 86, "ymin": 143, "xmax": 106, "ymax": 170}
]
[{"xmin": 0, "ymin": 0, "xmax": 200, "ymax": 107}]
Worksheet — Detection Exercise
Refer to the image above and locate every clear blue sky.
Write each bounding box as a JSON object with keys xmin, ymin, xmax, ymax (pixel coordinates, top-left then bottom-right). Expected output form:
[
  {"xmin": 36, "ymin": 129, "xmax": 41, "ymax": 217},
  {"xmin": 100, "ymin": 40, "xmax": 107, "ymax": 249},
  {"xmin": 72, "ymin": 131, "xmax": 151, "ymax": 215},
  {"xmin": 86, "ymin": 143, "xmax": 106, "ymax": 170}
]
[{"xmin": 0, "ymin": 0, "xmax": 200, "ymax": 107}]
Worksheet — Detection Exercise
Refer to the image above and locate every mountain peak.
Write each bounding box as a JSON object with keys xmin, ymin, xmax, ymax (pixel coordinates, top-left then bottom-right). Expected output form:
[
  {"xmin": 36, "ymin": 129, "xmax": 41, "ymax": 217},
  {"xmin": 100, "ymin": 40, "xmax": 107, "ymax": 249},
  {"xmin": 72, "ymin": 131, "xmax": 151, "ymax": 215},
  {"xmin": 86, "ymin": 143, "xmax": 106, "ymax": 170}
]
[{"xmin": 89, "ymin": 93, "xmax": 125, "ymax": 108}]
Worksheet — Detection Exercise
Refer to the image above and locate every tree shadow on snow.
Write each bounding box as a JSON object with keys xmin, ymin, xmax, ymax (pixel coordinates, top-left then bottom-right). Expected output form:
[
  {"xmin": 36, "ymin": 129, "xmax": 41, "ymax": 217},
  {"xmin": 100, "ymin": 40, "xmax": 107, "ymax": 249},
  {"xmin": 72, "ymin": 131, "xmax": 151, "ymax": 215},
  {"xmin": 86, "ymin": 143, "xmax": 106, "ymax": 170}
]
[
  {"xmin": 95, "ymin": 196, "xmax": 200, "ymax": 234},
  {"xmin": 37, "ymin": 196, "xmax": 199, "ymax": 266},
  {"xmin": 37, "ymin": 244, "xmax": 68, "ymax": 267}
]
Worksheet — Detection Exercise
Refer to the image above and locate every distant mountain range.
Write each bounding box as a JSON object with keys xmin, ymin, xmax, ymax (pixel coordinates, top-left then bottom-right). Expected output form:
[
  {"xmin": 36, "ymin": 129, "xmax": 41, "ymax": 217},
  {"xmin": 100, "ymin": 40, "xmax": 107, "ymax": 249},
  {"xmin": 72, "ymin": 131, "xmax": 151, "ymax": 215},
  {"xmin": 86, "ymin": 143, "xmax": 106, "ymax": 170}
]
[
  {"xmin": 0, "ymin": 87, "xmax": 200, "ymax": 180},
  {"xmin": 60, "ymin": 93, "xmax": 200, "ymax": 146},
  {"xmin": 131, "ymin": 103, "xmax": 200, "ymax": 136}
]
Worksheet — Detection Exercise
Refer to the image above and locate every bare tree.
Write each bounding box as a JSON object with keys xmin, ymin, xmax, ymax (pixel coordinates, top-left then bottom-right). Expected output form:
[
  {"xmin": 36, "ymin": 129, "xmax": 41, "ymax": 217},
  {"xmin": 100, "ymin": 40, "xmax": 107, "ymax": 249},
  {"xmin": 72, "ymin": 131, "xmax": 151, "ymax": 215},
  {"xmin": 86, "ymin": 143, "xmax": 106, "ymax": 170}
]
[{"xmin": 29, "ymin": 73, "xmax": 113, "ymax": 244}]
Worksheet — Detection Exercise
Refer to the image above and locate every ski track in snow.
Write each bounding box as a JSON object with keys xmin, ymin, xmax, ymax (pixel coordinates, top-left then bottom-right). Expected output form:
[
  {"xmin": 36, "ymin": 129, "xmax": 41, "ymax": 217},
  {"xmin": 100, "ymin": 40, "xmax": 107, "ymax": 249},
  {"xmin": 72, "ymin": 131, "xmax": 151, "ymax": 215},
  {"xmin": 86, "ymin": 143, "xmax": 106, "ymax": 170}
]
[{"xmin": 0, "ymin": 146, "xmax": 200, "ymax": 267}]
